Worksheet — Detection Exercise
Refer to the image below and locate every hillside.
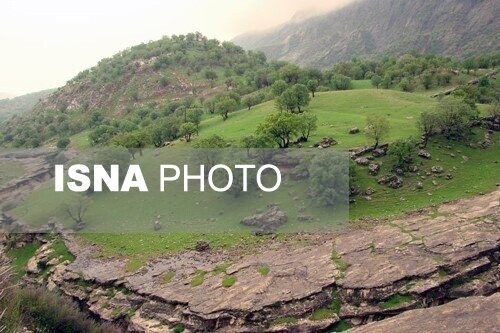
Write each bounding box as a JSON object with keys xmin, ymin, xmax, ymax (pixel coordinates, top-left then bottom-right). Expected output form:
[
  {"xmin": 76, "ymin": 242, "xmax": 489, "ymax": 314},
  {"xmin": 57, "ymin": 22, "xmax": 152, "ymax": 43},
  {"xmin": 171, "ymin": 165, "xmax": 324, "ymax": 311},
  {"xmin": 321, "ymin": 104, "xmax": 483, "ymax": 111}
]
[
  {"xmin": 233, "ymin": 0, "xmax": 500, "ymax": 68},
  {"xmin": 0, "ymin": 89, "xmax": 55, "ymax": 123}
]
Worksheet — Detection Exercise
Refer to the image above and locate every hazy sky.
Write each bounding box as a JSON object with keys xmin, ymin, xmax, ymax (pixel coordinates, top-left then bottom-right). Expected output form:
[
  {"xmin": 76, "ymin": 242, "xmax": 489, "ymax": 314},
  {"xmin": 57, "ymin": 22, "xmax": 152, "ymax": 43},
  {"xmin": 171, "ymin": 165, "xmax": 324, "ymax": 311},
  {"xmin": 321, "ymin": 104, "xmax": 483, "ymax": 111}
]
[{"xmin": 0, "ymin": 0, "xmax": 354, "ymax": 96}]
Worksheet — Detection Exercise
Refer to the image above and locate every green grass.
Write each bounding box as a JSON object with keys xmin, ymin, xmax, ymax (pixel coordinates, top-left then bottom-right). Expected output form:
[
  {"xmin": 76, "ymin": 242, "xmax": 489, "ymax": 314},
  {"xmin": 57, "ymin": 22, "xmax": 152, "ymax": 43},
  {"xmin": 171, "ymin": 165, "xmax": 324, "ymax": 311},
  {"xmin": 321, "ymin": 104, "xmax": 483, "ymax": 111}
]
[
  {"xmin": 212, "ymin": 263, "xmax": 231, "ymax": 275},
  {"xmin": 50, "ymin": 237, "xmax": 75, "ymax": 262},
  {"xmin": 310, "ymin": 308, "xmax": 337, "ymax": 321},
  {"xmin": 221, "ymin": 275, "xmax": 237, "ymax": 288},
  {"xmin": 190, "ymin": 270, "xmax": 206, "ymax": 287},
  {"xmin": 331, "ymin": 249, "xmax": 349, "ymax": 276},
  {"xmin": 69, "ymin": 130, "xmax": 91, "ymax": 149},
  {"xmin": 6, "ymin": 240, "xmax": 41, "ymax": 280},
  {"xmin": 172, "ymin": 323, "xmax": 185, "ymax": 333},
  {"xmin": 194, "ymin": 89, "xmax": 436, "ymax": 148},
  {"xmin": 352, "ymin": 80, "xmax": 373, "ymax": 89},
  {"xmin": 378, "ymin": 294, "xmax": 414, "ymax": 309},
  {"xmin": 0, "ymin": 160, "xmax": 26, "ymax": 187},
  {"xmin": 350, "ymin": 130, "xmax": 500, "ymax": 219},
  {"xmin": 9, "ymin": 88, "xmax": 500, "ymax": 258},
  {"xmin": 328, "ymin": 320, "xmax": 352, "ymax": 332},
  {"xmin": 310, "ymin": 288, "xmax": 342, "ymax": 321},
  {"xmin": 258, "ymin": 265, "xmax": 270, "ymax": 276},
  {"xmin": 271, "ymin": 317, "xmax": 298, "ymax": 326},
  {"xmin": 126, "ymin": 257, "xmax": 144, "ymax": 272},
  {"xmin": 162, "ymin": 271, "xmax": 175, "ymax": 284}
]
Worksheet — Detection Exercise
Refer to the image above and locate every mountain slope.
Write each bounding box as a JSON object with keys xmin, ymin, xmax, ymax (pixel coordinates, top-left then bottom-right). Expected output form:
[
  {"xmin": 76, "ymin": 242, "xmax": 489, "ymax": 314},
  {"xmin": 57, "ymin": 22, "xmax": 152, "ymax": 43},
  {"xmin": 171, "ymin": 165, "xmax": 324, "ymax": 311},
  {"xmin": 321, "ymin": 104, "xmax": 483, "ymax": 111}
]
[
  {"xmin": 0, "ymin": 89, "xmax": 55, "ymax": 123},
  {"xmin": 233, "ymin": 0, "xmax": 500, "ymax": 68}
]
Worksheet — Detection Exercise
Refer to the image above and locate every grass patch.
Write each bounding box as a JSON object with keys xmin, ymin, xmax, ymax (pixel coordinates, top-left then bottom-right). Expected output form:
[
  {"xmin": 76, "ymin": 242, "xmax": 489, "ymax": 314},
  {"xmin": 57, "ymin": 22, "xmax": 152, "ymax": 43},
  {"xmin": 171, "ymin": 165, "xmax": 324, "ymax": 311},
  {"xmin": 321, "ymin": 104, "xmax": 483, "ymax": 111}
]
[
  {"xmin": 447, "ymin": 276, "xmax": 475, "ymax": 290},
  {"xmin": 438, "ymin": 268, "xmax": 449, "ymax": 277},
  {"xmin": 271, "ymin": 316, "xmax": 298, "ymax": 326},
  {"xmin": 328, "ymin": 319, "xmax": 352, "ymax": 332},
  {"xmin": 212, "ymin": 263, "xmax": 231, "ymax": 275},
  {"xmin": 310, "ymin": 308, "xmax": 337, "ymax": 321},
  {"xmin": 222, "ymin": 275, "xmax": 237, "ymax": 288},
  {"xmin": 172, "ymin": 323, "xmax": 185, "ymax": 333},
  {"xmin": 50, "ymin": 237, "xmax": 75, "ymax": 262},
  {"xmin": 162, "ymin": 271, "xmax": 175, "ymax": 284},
  {"xmin": 191, "ymin": 270, "xmax": 206, "ymax": 287},
  {"xmin": 258, "ymin": 265, "xmax": 270, "ymax": 276},
  {"xmin": 6, "ymin": 240, "xmax": 41, "ymax": 280},
  {"xmin": 378, "ymin": 294, "xmax": 414, "ymax": 309},
  {"xmin": 331, "ymin": 249, "xmax": 349, "ymax": 277},
  {"xmin": 126, "ymin": 257, "xmax": 145, "ymax": 273}
]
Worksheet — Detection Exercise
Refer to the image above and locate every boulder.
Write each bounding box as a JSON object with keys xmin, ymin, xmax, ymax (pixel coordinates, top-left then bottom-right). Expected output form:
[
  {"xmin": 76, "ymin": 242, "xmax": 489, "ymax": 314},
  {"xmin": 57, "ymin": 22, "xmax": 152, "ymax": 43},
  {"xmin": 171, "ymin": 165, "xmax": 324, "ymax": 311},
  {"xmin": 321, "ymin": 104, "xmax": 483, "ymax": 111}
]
[
  {"xmin": 431, "ymin": 166, "xmax": 444, "ymax": 174},
  {"xmin": 416, "ymin": 182, "xmax": 424, "ymax": 190},
  {"xmin": 372, "ymin": 147, "xmax": 387, "ymax": 158},
  {"xmin": 241, "ymin": 205, "xmax": 288, "ymax": 232},
  {"xmin": 314, "ymin": 137, "xmax": 338, "ymax": 148},
  {"xmin": 350, "ymin": 186, "xmax": 361, "ymax": 196},
  {"xmin": 418, "ymin": 150, "xmax": 432, "ymax": 159},
  {"xmin": 349, "ymin": 127, "xmax": 360, "ymax": 134},
  {"xmin": 378, "ymin": 175, "xmax": 403, "ymax": 189},
  {"xmin": 368, "ymin": 163, "xmax": 381, "ymax": 176},
  {"xmin": 355, "ymin": 157, "xmax": 371, "ymax": 166}
]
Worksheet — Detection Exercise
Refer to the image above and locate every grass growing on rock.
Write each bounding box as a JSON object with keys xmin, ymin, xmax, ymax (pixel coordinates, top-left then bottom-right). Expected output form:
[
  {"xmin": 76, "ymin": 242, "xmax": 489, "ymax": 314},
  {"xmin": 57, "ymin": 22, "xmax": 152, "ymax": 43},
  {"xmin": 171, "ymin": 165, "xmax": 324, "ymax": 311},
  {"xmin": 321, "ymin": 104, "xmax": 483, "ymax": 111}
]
[
  {"xmin": 221, "ymin": 275, "xmax": 237, "ymax": 288},
  {"xmin": 9, "ymin": 88, "xmax": 500, "ymax": 257},
  {"xmin": 191, "ymin": 270, "xmax": 206, "ymax": 287},
  {"xmin": 310, "ymin": 288, "xmax": 342, "ymax": 321},
  {"xmin": 331, "ymin": 249, "xmax": 349, "ymax": 277},
  {"xmin": 328, "ymin": 319, "xmax": 353, "ymax": 332},
  {"xmin": 6, "ymin": 240, "xmax": 41, "ymax": 280},
  {"xmin": 258, "ymin": 265, "xmax": 270, "ymax": 276},
  {"xmin": 271, "ymin": 316, "xmax": 299, "ymax": 326},
  {"xmin": 378, "ymin": 294, "xmax": 415, "ymax": 309},
  {"xmin": 162, "ymin": 271, "xmax": 175, "ymax": 284}
]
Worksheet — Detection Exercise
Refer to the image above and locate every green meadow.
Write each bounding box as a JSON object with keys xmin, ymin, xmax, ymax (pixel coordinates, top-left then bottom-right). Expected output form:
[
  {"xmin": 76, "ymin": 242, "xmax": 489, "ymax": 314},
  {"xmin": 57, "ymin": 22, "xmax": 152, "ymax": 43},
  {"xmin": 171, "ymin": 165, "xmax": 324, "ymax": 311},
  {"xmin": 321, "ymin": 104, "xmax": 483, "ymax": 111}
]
[{"xmin": 9, "ymin": 86, "xmax": 500, "ymax": 261}]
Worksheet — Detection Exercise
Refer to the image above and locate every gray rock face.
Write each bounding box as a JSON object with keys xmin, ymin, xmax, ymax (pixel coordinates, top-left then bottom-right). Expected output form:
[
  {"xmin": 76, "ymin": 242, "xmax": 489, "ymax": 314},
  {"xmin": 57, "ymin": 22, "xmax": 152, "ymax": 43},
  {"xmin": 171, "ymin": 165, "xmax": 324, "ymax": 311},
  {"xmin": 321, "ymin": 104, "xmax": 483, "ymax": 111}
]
[
  {"xmin": 350, "ymin": 294, "xmax": 500, "ymax": 333},
  {"xmin": 27, "ymin": 191, "xmax": 500, "ymax": 332},
  {"xmin": 241, "ymin": 205, "xmax": 288, "ymax": 233}
]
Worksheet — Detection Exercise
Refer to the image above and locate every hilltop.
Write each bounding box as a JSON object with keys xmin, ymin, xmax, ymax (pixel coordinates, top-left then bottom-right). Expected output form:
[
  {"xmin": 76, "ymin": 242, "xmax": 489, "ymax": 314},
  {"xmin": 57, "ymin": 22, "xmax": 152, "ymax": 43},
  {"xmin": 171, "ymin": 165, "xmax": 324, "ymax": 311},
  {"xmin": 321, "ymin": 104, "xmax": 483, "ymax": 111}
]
[{"xmin": 233, "ymin": 0, "xmax": 500, "ymax": 68}]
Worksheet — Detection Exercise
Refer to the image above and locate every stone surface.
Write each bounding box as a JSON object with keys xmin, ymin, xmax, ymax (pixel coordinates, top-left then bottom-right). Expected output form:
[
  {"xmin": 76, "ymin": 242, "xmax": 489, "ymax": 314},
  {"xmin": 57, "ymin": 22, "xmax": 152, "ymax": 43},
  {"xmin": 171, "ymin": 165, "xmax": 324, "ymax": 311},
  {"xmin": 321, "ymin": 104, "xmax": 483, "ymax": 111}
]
[
  {"xmin": 350, "ymin": 293, "xmax": 500, "ymax": 333},
  {"xmin": 26, "ymin": 191, "xmax": 500, "ymax": 332}
]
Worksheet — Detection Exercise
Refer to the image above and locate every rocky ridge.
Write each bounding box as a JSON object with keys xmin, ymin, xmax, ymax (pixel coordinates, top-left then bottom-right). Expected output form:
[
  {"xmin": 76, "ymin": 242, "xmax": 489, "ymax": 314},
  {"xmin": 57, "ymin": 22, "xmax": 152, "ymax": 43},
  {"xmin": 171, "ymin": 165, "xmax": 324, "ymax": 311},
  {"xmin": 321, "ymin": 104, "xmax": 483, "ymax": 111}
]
[{"xmin": 17, "ymin": 190, "xmax": 500, "ymax": 332}]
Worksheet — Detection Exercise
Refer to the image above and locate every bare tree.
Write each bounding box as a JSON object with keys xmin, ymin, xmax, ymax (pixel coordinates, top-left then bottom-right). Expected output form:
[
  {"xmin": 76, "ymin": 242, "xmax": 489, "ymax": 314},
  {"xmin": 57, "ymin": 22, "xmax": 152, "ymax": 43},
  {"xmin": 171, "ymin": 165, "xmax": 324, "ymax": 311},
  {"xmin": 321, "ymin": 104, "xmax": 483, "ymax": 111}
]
[{"xmin": 64, "ymin": 197, "xmax": 89, "ymax": 231}]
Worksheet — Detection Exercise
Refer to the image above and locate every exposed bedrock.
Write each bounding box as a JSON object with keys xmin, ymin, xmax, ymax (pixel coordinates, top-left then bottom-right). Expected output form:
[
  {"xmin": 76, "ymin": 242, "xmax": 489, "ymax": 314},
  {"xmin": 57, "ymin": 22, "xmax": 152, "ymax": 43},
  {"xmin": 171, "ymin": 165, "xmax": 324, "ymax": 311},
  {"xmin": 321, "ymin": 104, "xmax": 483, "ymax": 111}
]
[{"xmin": 17, "ymin": 191, "xmax": 500, "ymax": 332}]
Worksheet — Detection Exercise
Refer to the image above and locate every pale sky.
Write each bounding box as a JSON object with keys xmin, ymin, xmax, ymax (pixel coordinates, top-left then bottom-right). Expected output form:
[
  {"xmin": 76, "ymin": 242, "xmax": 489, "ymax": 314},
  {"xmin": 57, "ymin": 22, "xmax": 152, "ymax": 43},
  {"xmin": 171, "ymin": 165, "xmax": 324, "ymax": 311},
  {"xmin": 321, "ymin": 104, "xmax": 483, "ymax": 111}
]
[{"xmin": 0, "ymin": 0, "xmax": 354, "ymax": 96}]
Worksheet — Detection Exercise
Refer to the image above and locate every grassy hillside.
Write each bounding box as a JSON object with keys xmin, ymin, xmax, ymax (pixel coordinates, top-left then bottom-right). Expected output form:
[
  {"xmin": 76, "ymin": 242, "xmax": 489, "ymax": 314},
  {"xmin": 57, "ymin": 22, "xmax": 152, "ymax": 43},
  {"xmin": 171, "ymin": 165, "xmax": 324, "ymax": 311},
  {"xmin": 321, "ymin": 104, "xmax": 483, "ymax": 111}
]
[
  {"xmin": 9, "ymin": 87, "xmax": 499, "ymax": 262},
  {"xmin": 194, "ymin": 89, "xmax": 435, "ymax": 147}
]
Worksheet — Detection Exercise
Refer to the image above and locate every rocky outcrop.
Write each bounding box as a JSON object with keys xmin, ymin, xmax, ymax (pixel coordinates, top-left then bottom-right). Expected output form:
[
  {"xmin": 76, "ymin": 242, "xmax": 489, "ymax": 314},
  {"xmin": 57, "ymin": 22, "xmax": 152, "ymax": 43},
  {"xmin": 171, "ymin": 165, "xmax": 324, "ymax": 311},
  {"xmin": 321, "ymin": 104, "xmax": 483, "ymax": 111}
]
[
  {"xmin": 241, "ymin": 205, "xmax": 288, "ymax": 234},
  {"xmin": 350, "ymin": 294, "xmax": 500, "ymax": 333},
  {"xmin": 19, "ymin": 191, "xmax": 500, "ymax": 332}
]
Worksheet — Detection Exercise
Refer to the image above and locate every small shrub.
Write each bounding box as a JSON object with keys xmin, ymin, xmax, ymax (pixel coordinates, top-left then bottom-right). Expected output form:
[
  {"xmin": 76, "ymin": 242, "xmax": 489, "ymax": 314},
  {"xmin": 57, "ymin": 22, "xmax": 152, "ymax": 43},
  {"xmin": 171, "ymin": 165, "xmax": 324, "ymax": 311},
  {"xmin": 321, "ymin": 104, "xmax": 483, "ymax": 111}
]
[
  {"xmin": 162, "ymin": 271, "xmax": 175, "ymax": 284},
  {"xmin": 258, "ymin": 265, "xmax": 270, "ymax": 276},
  {"xmin": 191, "ymin": 270, "xmax": 206, "ymax": 287},
  {"xmin": 222, "ymin": 275, "xmax": 237, "ymax": 288},
  {"xmin": 378, "ymin": 294, "xmax": 414, "ymax": 309}
]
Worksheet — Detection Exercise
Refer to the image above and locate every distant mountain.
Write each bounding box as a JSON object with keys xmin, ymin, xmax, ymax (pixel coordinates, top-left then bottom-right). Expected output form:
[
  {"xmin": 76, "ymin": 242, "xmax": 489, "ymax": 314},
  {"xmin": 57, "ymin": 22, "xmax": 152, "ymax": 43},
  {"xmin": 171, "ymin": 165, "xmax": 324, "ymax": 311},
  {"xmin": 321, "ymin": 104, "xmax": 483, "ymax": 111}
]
[
  {"xmin": 0, "ymin": 93, "xmax": 15, "ymax": 100},
  {"xmin": 0, "ymin": 89, "xmax": 55, "ymax": 123},
  {"xmin": 233, "ymin": 0, "xmax": 500, "ymax": 68}
]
